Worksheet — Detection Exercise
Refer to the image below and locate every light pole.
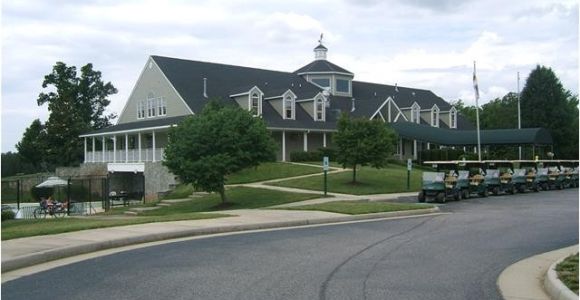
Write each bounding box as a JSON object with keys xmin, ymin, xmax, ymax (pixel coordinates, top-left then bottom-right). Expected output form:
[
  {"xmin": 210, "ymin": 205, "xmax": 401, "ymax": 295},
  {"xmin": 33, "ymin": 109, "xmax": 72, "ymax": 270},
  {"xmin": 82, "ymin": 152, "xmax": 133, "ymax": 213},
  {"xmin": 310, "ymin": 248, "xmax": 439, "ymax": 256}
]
[{"xmin": 517, "ymin": 72, "xmax": 522, "ymax": 160}]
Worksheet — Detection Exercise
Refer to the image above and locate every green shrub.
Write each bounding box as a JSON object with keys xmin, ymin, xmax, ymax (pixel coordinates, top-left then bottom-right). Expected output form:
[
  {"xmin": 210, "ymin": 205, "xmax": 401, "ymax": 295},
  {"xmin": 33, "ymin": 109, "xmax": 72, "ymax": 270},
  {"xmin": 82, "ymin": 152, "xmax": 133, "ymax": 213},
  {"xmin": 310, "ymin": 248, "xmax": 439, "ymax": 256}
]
[
  {"xmin": 2, "ymin": 210, "xmax": 15, "ymax": 221},
  {"xmin": 290, "ymin": 148, "xmax": 337, "ymax": 162},
  {"xmin": 420, "ymin": 148, "xmax": 466, "ymax": 162}
]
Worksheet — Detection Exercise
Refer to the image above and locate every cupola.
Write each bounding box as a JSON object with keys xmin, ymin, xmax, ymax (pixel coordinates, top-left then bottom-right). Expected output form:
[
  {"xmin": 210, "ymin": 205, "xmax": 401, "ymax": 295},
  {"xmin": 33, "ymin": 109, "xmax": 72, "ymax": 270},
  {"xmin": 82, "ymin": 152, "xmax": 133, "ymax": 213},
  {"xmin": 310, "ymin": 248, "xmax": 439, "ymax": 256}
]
[{"xmin": 314, "ymin": 43, "xmax": 328, "ymax": 60}]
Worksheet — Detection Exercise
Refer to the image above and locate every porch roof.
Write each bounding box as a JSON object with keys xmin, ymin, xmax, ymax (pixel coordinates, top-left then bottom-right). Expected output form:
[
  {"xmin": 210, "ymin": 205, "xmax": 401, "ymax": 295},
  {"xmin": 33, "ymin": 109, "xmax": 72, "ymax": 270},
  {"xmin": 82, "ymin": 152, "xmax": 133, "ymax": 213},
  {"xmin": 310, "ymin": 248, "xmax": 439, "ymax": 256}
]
[{"xmin": 80, "ymin": 115, "xmax": 188, "ymax": 137}]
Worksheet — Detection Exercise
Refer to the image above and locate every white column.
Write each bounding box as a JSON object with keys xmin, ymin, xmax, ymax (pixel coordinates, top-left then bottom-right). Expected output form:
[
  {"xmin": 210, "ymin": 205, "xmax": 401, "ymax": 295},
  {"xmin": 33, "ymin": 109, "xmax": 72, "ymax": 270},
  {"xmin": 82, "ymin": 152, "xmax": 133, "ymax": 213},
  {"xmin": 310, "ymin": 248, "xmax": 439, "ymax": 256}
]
[
  {"xmin": 83, "ymin": 138, "xmax": 87, "ymax": 163},
  {"xmin": 282, "ymin": 131, "xmax": 286, "ymax": 162},
  {"xmin": 152, "ymin": 131, "xmax": 156, "ymax": 162},
  {"xmin": 102, "ymin": 136, "xmax": 106, "ymax": 162},
  {"xmin": 113, "ymin": 136, "xmax": 117, "ymax": 163},
  {"xmin": 303, "ymin": 132, "xmax": 308, "ymax": 152},
  {"xmin": 323, "ymin": 132, "xmax": 327, "ymax": 148},
  {"xmin": 427, "ymin": 142, "xmax": 431, "ymax": 150},
  {"xmin": 138, "ymin": 132, "xmax": 142, "ymax": 162},
  {"xmin": 125, "ymin": 133, "xmax": 129, "ymax": 162},
  {"xmin": 92, "ymin": 137, "xmax": 96, "ymax": 162},
  {"xmin": 399, "ymin": 138, "xmax": 403, "ymax": 158},
  {"xmin": 413, "ymin": 140, "xmax": 417, "ymax": 160}
]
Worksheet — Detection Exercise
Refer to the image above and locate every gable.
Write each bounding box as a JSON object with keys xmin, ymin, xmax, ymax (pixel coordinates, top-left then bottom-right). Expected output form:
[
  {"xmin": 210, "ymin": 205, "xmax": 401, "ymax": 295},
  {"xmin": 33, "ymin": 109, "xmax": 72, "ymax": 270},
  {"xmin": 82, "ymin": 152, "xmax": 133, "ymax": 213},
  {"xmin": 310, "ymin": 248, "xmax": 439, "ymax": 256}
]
[{"xmin": 117, "ymin": 58, "xmax": 192, "ymax": 124}]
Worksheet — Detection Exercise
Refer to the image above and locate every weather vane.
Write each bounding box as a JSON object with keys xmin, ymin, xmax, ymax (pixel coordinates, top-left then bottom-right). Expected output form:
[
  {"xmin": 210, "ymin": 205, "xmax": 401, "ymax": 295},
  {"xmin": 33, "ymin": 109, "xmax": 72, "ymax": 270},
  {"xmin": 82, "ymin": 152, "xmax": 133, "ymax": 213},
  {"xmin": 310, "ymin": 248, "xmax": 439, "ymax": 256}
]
[{"xmin": 319, "ymin": 33, "xmax": 324, "ymax": 44}]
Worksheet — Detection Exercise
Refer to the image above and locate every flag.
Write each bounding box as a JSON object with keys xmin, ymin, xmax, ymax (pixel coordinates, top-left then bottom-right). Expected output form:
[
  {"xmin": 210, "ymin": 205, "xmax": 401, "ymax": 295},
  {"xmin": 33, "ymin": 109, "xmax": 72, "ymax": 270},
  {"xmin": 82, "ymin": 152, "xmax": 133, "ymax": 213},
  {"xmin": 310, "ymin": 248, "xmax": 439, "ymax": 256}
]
[{"xmin": 473, "ymin": 61, "xmax": 480, "ymax": 101}]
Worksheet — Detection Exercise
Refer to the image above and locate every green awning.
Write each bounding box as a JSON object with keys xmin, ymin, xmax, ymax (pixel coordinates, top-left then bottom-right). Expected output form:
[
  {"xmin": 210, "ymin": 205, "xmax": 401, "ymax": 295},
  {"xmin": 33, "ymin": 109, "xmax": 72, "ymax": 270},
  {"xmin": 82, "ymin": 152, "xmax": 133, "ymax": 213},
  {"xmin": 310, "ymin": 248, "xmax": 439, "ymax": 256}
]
[{"xmin": 390, "ymin": 122, "xmax": 553, "ymax": 146}]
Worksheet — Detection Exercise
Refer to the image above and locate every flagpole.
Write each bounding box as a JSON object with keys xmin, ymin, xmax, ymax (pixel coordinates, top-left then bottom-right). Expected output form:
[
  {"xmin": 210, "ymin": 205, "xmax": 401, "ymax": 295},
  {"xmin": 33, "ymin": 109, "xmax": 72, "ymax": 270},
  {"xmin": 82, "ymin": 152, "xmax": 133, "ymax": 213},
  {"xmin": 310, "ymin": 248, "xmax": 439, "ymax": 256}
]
[
  {"xmin": 517, "ymin": 72, "xmax": 521, "ymax": 160},
  {"xmin": 473, "ymin": 61, "xmax": 482, "ymax": 161}
]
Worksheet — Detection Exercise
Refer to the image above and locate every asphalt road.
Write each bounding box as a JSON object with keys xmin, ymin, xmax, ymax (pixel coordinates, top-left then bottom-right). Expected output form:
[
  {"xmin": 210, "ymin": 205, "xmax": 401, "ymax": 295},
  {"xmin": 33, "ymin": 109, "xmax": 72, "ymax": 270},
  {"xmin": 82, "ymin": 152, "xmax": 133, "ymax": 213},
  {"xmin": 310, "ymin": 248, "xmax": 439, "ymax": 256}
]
[{"xmin": 3, "ymin": 189, "xmax": 578, "ymax": 300}]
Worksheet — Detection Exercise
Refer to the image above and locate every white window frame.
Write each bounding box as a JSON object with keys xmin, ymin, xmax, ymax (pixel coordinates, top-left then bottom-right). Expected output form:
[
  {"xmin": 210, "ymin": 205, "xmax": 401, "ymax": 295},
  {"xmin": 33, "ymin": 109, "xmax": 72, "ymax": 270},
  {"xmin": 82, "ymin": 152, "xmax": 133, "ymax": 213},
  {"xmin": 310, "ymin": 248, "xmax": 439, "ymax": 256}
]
[
  {"xmin": 283, "ymin": 95, "xmax": 295, "ymax": 120},
  {"xmin": 449, "ymin": 107, "xmax": 457, "ymax": 129},
  {"xmin": 314, "ymin": 96, "xmax": 325, "ymax": 121},
  {"xmin": 157, "ymin": 97, "xmax": 167, "ymax": 116},
  {"xmin": 411, "ymin": 103, "xmax": 421, "ymax": 124},
  {"xmin": 431, "ymin": 105, "xmax": 440, "ymax": 127},
  {"xmin": 137, "ymin": 101, "xmax": 144, "ymax": 119},
  {"xmin": 250, "ymin": 92, "xmax": 260, "ymax": 116},
  {"xmin": 335, "ymin": 78, "xmax": 350, "ymax": 94}
]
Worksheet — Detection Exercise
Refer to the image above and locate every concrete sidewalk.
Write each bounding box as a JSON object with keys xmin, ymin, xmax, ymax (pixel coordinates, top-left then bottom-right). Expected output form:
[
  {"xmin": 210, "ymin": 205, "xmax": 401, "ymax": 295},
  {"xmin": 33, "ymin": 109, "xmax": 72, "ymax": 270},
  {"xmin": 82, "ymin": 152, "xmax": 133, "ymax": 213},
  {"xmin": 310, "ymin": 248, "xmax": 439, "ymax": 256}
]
[
  {"xmin": 498, "ymin": 245, "xmax": 578, "ymax": 300},
  {"xmin": 1, "ymin": 205, "xmax": 439, "ymax": 276}
]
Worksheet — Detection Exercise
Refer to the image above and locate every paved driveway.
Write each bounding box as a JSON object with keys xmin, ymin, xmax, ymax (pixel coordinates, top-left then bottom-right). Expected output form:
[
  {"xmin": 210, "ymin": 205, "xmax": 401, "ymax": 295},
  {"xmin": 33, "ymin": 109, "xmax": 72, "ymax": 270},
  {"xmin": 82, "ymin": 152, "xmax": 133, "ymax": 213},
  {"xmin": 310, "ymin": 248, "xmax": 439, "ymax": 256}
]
[{"xmin": 2, "ymin": 189, "xmax": 578, "ymax": 300}]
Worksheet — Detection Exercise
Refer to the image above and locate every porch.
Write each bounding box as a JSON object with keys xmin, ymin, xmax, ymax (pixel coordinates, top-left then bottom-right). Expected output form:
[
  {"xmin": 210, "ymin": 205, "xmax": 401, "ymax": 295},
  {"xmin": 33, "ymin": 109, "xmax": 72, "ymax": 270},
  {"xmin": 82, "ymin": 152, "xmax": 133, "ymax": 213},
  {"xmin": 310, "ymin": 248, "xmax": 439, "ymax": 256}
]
[{"xmin": 82, "ymin": 130, "xmax": 168, "ymax": 163}]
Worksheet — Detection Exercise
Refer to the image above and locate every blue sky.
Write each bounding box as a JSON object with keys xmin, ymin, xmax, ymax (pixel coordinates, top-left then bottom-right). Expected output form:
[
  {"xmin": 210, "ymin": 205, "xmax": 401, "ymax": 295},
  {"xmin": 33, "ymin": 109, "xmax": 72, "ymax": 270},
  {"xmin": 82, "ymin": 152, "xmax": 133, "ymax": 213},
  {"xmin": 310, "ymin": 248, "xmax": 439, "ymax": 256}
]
[{"xmin": 2, "ymin": 0, "xmax": 578, "ymax": 152}]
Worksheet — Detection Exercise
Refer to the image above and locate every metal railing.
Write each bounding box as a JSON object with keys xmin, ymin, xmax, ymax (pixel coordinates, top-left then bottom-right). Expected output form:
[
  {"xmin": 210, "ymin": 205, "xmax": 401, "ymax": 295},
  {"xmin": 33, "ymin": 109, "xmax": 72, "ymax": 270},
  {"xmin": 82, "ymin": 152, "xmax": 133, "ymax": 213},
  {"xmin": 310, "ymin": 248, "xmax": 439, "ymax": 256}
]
[{"xmin": 85, "ymin": 148, "xmax": 165, "ymax": 163}]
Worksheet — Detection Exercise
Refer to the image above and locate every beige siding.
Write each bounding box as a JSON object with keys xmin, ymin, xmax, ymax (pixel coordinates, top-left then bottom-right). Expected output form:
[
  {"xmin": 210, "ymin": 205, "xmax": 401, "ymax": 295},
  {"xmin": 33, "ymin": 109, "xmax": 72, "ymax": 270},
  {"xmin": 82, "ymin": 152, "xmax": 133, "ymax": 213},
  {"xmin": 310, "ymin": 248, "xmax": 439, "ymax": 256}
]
[
  {"xmin": 234, "ymin": 95, "xmax": 249, "ymax": 110},
  {"xmin": 270, "ymin": 99, "xmax": 283, "ymax": 117},
  {"xmin": 300, "ymin": 101, "xmax": 315, "ymax": 119},
  {"xmin": 118, "ymin": 58, "xmax": 192, "ymax": 124},
  {"xmin": 439, "ymin": 111, "xmax": 450, "ymax": 127}
]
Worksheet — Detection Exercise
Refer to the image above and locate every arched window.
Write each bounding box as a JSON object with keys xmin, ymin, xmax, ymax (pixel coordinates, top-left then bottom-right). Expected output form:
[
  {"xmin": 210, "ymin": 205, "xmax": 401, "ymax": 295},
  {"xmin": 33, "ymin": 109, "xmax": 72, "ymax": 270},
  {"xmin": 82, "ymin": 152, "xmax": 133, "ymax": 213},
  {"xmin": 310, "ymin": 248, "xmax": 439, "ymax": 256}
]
[
  {"xmin": 315, "ymin": 97, "xmax": 325, "ymax": 121},
  {"xmin": 449, "ymin": 108, "xmax": 457, "ymax": 129},
  {"xmin": 431, "ymin": 105, "xmax": 439, "ymax": 127},
  {"xmin": 411, "ymin": 103, "xmax": 420, "ymax": 124},
  {"xmin": 251, "ymin": 93, "xmax": 260, "ymax": 116},
  {"xmin": 284, "ymin": 95, "xmax": 294, "ymax": 119}
]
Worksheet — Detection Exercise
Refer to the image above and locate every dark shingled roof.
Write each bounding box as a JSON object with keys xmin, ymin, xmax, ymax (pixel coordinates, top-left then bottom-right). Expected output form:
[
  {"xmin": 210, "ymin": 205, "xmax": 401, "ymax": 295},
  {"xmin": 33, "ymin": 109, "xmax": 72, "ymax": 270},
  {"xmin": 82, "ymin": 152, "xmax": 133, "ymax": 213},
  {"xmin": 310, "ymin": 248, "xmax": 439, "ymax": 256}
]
[
  {"xmin": 294, "ymin": 60, "xmax": 353, "ymax": 75},
  {"xmin": 391, "ymin": 122, "xmax": 553, "ymax": 145},
  {"xmin": 83, "ymin": 55, "xmax": 479, "ymax": 136},
  {"xmin": 314, "ymin": 44, "xmax": 328, "ymax": 50}
]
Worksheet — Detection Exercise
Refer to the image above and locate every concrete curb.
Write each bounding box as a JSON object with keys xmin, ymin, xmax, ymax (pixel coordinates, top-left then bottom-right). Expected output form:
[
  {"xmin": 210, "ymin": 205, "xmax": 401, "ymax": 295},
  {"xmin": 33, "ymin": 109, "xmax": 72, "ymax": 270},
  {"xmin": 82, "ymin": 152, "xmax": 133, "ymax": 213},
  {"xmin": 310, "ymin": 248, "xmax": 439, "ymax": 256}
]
[
  {"xmin": 544, "ymin": 253, "xmax": 578, "ymax": 300},
  {"xmin": 1, "ymin": 207, "xmax": 439, "ymax": 273}
]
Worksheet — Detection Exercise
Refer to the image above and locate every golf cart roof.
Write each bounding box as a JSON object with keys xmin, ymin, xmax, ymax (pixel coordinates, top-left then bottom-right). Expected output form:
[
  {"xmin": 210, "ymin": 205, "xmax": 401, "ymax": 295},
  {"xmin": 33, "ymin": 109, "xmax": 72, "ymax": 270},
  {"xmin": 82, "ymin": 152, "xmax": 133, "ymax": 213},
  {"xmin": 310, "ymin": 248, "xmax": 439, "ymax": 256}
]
[
  {"xmin": 423, "ymin": 161, "xmax": 458, "ymax": 165},
  {"xmin": 484, "ymin": 160, "xmax": 513, "ymax": 167}
]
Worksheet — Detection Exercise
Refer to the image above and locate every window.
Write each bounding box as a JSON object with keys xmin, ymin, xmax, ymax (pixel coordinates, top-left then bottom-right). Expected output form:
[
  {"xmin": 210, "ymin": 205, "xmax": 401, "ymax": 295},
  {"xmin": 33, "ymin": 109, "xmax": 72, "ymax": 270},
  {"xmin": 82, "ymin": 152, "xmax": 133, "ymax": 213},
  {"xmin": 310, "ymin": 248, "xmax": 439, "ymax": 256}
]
[
  {"xmin": 336, "ymin": 79, "xmax": 350, "ymax": 93},
  {"xmin": 431, "ymin": 106, "xmax": 439, "ymax": 127},
  {"xmin": 284, "ymin": 95, "xmax": 294, "ymax": 119},
  {"xmin": 312, "ymin": 78, "xmax": 330, "ymax": 88},
  {"xmin": 251, "ymin": 93, "xmax": 260, "ymax": 116},
  {"xmin": 137, "ymin": 101, "xmax": 145, "ymax": 119},
  {"xmin": 315, "ymin": 97, "xmax": 325, "ymax": 121},
  {"xmin": 157, "ymin": 98, "xmax": 167, "ymax": 116},
  {"xmin": 450, "ymin": 108, "xmax": 457, "ymax": 129},
  {"xmin": 411, "ymin": 104, "xmax": 420, "ymax": 123}
]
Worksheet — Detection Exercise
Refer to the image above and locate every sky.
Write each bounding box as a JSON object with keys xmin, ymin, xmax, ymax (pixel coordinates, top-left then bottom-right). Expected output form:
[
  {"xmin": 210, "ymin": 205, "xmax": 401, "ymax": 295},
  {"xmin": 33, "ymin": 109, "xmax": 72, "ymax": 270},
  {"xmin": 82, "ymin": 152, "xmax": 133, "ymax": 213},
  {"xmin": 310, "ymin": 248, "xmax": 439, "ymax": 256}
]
[{"xmin": 1, "ymin": 0, "xmax": 578, "ymax": 153}]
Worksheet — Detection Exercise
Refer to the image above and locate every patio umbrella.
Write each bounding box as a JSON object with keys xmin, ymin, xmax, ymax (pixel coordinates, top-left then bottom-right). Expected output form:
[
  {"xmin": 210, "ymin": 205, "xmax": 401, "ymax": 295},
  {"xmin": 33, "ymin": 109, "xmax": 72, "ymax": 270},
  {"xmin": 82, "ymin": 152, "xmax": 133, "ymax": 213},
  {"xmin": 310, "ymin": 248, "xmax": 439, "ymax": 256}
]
[{"xmin": 36, "ymin": 176, "xmax": 68, "ymax": 188}]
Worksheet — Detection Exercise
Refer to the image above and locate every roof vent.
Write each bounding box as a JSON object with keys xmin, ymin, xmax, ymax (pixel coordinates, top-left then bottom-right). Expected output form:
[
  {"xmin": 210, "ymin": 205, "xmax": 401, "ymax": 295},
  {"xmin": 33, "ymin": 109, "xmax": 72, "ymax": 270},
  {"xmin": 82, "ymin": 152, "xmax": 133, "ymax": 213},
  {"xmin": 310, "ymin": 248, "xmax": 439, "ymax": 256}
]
[
  {"xmin": 351, "ymin": 98, "xmax": 356, "ymax": 112},
  {"xmin": 203, "ymin": 78, "xmax": 208, "ymax": 98},
  {"xmin": 374, "ymin": 92, "xmax": 377, "ymax": 97}
]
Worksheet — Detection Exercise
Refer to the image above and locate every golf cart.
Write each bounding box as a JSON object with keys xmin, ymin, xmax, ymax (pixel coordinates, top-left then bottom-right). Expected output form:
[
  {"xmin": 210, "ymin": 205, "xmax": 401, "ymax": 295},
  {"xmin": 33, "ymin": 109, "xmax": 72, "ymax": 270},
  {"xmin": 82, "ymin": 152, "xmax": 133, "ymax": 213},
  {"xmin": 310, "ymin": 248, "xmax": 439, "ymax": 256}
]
[
  {"xmin": 512, "ymin": 160, "xmax": 541, "ymax": 192},
  {"xmin": 560, "ymin": 160, "xmax": 579, "ymax": 188},
  {"xmin": 484, "ymin": 160, "xmax": 516, "ymax": 195},
  {"xmin": 418, "ymin": 161, "xmax": 462, "ymax": 203},
  {"xmin": 541, "ymin": 160, "xmax": 566, "ymax": 190},
  {"xmin": 457, "ymin": 161, "xmax": 491, "ymax": 198}
]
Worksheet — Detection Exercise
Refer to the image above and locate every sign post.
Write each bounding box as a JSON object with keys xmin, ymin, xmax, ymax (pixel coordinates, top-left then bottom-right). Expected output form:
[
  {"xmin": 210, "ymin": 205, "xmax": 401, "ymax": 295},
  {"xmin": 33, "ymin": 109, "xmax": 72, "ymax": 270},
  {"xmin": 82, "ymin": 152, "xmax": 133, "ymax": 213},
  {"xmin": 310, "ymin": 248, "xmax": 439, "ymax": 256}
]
[
  {"xmin": 407, "ymin": 159, "xmax": 412, "ymax": 190},
  {"xmin": 323, "ymin": 156, "xmax": 329, "ymax": 196}
]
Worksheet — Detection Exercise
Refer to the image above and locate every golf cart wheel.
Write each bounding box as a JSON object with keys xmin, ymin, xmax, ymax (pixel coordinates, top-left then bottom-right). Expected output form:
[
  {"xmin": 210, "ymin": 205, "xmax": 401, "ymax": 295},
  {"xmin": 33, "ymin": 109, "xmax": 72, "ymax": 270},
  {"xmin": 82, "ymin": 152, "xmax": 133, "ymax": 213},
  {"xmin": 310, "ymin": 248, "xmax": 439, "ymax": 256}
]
[
  {"xmin": 436, "ymin": 192, "xmax": 445, "ymax": 203},
  {"xmin": 462, "ymin": 190, "xmax": 469, "ymax": 199},
  {"xmin": 542, "ymin": 183, "xmax": 549, "ymax": 191},
  {"xmin": 533, "ymin": 184, "xmax": 540, "ymax": 192},
  {"xmin": 558, "ymin": 183, "xmax": 563, "ymax": 190},
  {"xmin": 481, "ymin": 189, "xmax": 489, "ymax": 197},
  {"xmin": 518, "ymin": 185, "xmax": 526, "ymax": 193},
  {"xmin": 454, "ymin": 190, "xmax": 461, "ymax": 201},
  {"xmin": 492, "ymin": 187, "xmax": 500, "ymax": 195},
  {"xmin": 418, "ymin": 192, "xmax": 426, "ymax": 203},
  {"xmin": 508, "ymin": 186, "xmax": 516, "ymax": 194}
]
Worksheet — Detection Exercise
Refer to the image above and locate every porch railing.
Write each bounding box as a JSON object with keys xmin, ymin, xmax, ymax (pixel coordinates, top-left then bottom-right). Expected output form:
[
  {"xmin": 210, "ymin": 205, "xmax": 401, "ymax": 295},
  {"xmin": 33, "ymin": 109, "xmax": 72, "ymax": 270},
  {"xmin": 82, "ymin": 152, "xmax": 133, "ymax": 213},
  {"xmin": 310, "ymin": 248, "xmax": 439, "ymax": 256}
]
[{"xmin": 85, "ymin": 148, "xmax": 165, "ymax": 163}]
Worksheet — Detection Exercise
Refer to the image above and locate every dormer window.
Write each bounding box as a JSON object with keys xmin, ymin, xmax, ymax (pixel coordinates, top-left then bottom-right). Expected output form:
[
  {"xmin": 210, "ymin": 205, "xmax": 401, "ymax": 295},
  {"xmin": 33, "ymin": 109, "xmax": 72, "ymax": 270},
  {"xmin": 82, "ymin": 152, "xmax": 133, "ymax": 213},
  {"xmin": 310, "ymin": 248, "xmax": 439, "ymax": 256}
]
[
  {"xmin": 449, "ymin": 107, "xmax": 457, "ymax": 129},
  {"xmin": 311, "ymin": 77, "xmax": 330, "ymax": 89},
  {"xmin": 411, "ymin": 103, "xmax": 420, "ymax": 124},
  {"xmin": 250, "ymin": 92, "xmax": 260, "ymax": 116},
  {"xmin": 315, "ymin": 96, "xmax": 325, "ymax": 121},
  {"xmin": 336, "ymin": 78, "xmax": 350, "ymax": 93},
  {"xmin": 284, "ymin": 95, "xmax": 295, "ymax": 120},
  {"xmin": 431, "ymin": 105, "xmax": 440, "ymax": 127}
]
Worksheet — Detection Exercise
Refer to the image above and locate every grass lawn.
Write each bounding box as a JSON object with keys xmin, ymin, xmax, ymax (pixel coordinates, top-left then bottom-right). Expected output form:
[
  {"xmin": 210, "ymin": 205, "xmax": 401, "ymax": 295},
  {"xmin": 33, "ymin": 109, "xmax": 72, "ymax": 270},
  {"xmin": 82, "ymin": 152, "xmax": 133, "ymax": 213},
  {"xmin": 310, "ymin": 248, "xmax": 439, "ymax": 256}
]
[
  {"xmin": 162, "ymin": 162, "xmax": 323, "ymax": 199},
  {"xmin": 269, "ymin": 165, "xmax": 424, "ymax": 195},
  {"xmin": 137, "ymin": 187, "xmax": 322, "ymax": 216},
  {"xmin": 556, "ymin": 253, "xmax": 579, "ymax": 294},
  {"xmin": 1, "ymin": 213, "xmax": 228, "ymax": 241},
  {"xmin": 282, "ymin": 201, "xmax": 433, "ymax": 215}
]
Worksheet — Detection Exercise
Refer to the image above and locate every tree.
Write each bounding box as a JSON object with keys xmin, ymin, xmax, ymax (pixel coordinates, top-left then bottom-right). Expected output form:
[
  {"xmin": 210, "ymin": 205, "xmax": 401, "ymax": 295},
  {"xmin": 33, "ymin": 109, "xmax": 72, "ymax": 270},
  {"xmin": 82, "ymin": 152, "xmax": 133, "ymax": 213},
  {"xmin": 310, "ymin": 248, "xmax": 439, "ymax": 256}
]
[
  {"xmin": 1, "ymin": 152, "xmax": 36, "ymax": 177},
  {"xmin": 520, "ymin": 65, "xmax": 579, "ymax": 158},
  {"xmin": 163, "ymin": 101, "xmax": 277, "ymax": 204},
  {"xmin": 37, "ymin": 62, "xmax": 117, "ymax": 167},
  {"xmin": 16, "ymin": 119, "xmax": 48, "ymax": 171},
  {"xmin": 334, "ymin": 114, "xmax": 398, "ymax": 183},
  {"xmin": 480, "ymin": 92, "xmax": 518, "ymax": 130}
]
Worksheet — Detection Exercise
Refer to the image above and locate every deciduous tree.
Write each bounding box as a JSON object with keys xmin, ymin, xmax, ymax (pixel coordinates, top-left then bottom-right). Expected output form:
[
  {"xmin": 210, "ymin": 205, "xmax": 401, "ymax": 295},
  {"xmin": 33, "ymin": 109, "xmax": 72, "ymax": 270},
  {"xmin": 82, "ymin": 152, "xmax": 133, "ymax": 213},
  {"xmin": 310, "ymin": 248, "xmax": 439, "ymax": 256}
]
[
  {"xmin": 163, "ymin": 101, "xmax": 276, "ymax": 204},
  {"xmin": 334, "ymin": 114, "xmax": 398, "ymax": 183}
]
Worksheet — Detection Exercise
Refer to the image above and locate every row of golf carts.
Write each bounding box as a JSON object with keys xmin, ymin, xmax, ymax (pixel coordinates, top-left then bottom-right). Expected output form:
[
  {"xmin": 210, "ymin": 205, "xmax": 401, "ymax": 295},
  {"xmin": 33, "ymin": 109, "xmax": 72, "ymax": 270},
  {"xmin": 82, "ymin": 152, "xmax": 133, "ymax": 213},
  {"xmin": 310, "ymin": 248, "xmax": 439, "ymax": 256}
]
[{"xmin": 418, "ymin": 160, "xmax": 579, "ymax": 203}]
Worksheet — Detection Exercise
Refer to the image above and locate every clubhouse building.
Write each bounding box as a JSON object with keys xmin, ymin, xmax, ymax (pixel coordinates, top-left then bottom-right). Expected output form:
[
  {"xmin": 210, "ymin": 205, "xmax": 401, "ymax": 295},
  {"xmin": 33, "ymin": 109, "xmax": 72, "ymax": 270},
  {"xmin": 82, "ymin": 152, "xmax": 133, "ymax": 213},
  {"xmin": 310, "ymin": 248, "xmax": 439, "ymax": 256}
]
[{"xmin": 78, "ymin": 42, "xmax": 552, "ymax": 199}]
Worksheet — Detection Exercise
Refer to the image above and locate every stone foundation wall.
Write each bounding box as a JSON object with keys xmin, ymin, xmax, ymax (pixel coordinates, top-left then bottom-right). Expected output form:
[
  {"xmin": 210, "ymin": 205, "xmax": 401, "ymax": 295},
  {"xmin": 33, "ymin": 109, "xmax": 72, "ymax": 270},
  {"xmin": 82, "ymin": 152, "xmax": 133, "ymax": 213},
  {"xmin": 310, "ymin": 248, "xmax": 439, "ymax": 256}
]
[{"xmin": 144, "ymin": 162, "xmax": 177, "ymax": 202}]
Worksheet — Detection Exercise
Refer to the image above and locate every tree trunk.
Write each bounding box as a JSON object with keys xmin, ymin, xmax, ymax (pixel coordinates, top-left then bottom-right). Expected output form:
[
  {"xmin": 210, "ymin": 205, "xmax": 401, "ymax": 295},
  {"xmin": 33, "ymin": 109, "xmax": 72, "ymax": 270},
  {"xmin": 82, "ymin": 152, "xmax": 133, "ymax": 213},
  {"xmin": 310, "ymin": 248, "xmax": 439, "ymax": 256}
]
[
  {"xmin": 352, "ymin": 164, "xmax": 357, "ymax": 183},
  {"xmin": 218, "ymin": 188, "xmax": 227, "ymax": 204}
]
